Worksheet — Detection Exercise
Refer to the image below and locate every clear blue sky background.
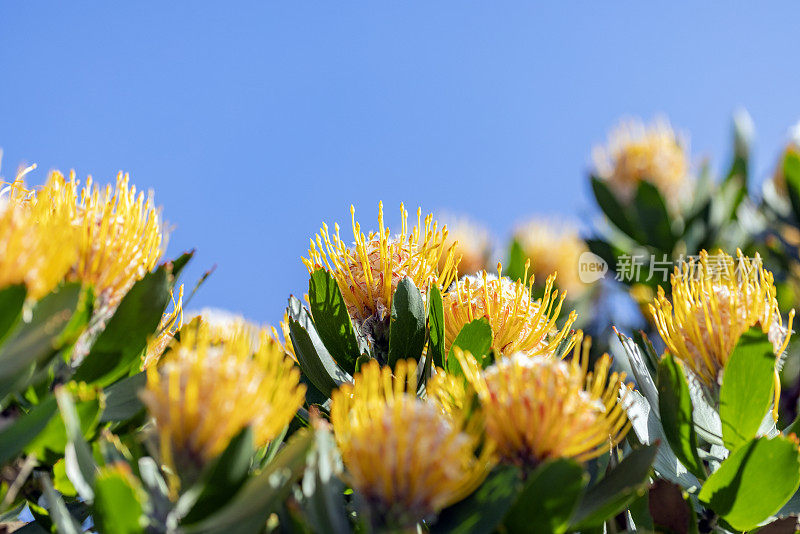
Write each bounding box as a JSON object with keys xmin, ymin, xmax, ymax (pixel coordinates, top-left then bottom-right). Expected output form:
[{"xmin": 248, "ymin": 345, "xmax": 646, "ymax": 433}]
[{"xmin": 2, "ymin": 3, "xmax": 799, "ymax": 326}]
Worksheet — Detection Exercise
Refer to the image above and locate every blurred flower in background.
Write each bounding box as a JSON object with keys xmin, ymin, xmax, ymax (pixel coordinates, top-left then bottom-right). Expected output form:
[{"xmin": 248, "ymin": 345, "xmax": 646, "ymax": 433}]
[
  {"xmin": 514, "ymin": 217, "xmax": 590, "ymax": 299},
  {"xmin": 436, "ymin": 213, "xmax": 493, "ymax": 276},
  {"xmin": 592, "ymin": 117, "xmax": 690, "ymax": 206}
]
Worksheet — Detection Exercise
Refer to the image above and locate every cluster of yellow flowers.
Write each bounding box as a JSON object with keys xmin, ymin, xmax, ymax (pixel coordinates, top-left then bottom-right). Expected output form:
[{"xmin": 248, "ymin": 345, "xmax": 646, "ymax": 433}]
[
  {"xmin": 6, "ymin": 116, "xmax": 795, "ymax": 530},
  {"xmin": 305, "ymin": 203, "xmax": 632, "ymax": 525}
]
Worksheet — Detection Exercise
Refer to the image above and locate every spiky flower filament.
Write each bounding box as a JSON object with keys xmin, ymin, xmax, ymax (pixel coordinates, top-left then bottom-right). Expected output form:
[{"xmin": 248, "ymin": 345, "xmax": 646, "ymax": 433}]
[
  {"xmin": 330, "ymin": 359, "xmax": 491, "ymax": 528},
  {"xmin": 142, "ymin": 284, "xmax": 184, "ymax": 369},
  {"xmin": 0, "ymin": 167, "xmax": 79, "ymax": 299},
  {"xmin": 141, "ymin": 319, "xmax": 305, "ymax": 468},
  {"xmin": 442, "ymin": 263, "xmax": 577, "ymax": 357},
  {"xmin": 303, "ymin": 202, "xmax": 459, "ymax": 324},
  {"xmin": 592, "ymin": 117, "xmax": 688, "ymax": 203},
  {"xmin": 650, "ymin": 250, "xmax": 794, "ymax": 418},
  {"xmin": 513, "ymin": 217, "xmax": 589, "ymax": 298},
  {"xmin": 270, "ymin": 311, "xmax": 296, "ymax": 361},
  {"xmin": 456, "ymin": 339, "xmax": 631, "ymax": 467}
]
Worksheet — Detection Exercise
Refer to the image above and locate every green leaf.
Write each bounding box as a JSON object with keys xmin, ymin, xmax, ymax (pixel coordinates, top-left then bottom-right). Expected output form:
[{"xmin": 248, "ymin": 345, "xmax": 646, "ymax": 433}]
[
  {"xmin": 657, "ymin": 354, "xmax": 705, "ymax": 479},
  {"xmin": 93, "ymin": 467, "xmax": 146, "ymax": 534},
  {"xmin": 428, "ymin": 286, "xmax": 445, "ymax": 369},
  {"xmin": 287, "ymin": 295, "xmax": 352, "ymax": 398},
  {"xmin": 784, "ymin": 152, "xmax": 800, "ymax": 226},
  {"xmin": 505, "ymin": 240, "xmax": 528, "ymax": 284},
  {"xmin": 388, "ymin": 277, "xmax": 427, "ymax": 368},
  {"xmin": 504, "ymin": 458, "xmax": 587, "ymax": 534},
  {"xmin": 569, "ymin": 444, "xmax": 657, "ymax": 529},
  {"xmin": 590, "ymin": 176, "xmax": 643, "ymax": 242},
  {"xmin": 0, "ymin": 284, "xmax": 26, "ymax": 345},
  {"xmin": 167, "ymin": 250, "xmax": 195, "ymax": 282},
  {"xmin": 308, "ymin": 268, "xmax": 360, "ymax": 375},
  {"xmin": 73, "ymin": 266, "xmax": 171, "ymax": 386},
  {"xmin": 26, "ymin": 386, "xmax": 102, "ymax": 462},
  {"xmin": 100, "ymin": 372, "xmax": 146, "ymax": 423},
  {"xmin": 446, "ymin": 318, "xmax": 493, "ymax": 376},
  {"xmin": 182, "ymin": 426, "xmax": 255, "ymax": 524},
  {"xmin": 633, "ymin": 181, "xmax": 673, "ymax": 250},
  {"xmin": 0, "ymin": 396, "xmax": 58, "ymax": 465},
  {"xmin": 433, "ymin": 465, "xmax": 523, "ymax": 534},
  {"xmin": 300, "ymin": 426, "xmax": 349, "ymax": 534},
  {"xmin": 183, "ymin": 429, "xmax": 314, "ymax": 534},
  {"xmin": 698, "ymin": 436, "xmax": 800, "ymax": 531},
  {"xmin": 719, "ymin": 327, "xmax": 776, "ymax": 451},
  {"xmin": 0, "ymin": 283, "xmax": 83, "ymax": 398},
  {"xmin": 632, "ymin": 330, "xmax": 659, "ymax": 377},
  {"xmin": 585, "ymin": 238, "xmax": 622, "ymax": 279},
  {"xmin": 56, "ymin": 385, "xmax": 99, "ymax": 501},
  {"xmin": 53, "ymin": 458, "xmax": 77, "ymax": 497}
]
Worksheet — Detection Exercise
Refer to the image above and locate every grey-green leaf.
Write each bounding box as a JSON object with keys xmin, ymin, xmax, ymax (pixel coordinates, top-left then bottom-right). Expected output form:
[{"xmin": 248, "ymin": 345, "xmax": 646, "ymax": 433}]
[
  {"xmin": 569, "ymin": 445, "xmax": 657, "ymax": 529},
  {"xmin": 183, "ymin": 429, "xmax": 314, "ymax": 534},
  {"xmin": 428, "ymin": 285, "xmax": 445, "ymax": 369},
  {"xmin": 698, "ymin": 436, "xmax": 800, "ymax": 531},
  {"xmin": 719, "ymin": 327, "xmax": 776, "ymax": 452},
  {"xmin": 504, "ymin": 458, "xmax": 587, "ymax": 534},
  {"xmin": 73, "ymin": 267, "xmax": 171, "ymax": 386},
  {"xmin": 388, "ymin": 277, "xmax": 427, "ymax": 368},
  {"xmin": 433, "ymin": 465, "xmax": 523, "ymax": 534},
  {"xmin": 633, "ymin": 180, "xmax": 673, "ymax": 251},
  {"xmin": 657, "ymin": 354, "xmax": 705, "ymax": 479},
  {"xmin": 446, "ymin": 318, "xmax": 493, "ymax": 376},
  {"xmin": 308, "ymin": 268, "xmax": 360, "ymax": 375}
]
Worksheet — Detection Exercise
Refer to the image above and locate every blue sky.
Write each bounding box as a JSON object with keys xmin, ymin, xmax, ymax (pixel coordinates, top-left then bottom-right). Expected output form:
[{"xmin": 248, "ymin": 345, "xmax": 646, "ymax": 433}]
[{"xmin": 2, "ymin": 3, "xmax": 799, "ymax": 326}]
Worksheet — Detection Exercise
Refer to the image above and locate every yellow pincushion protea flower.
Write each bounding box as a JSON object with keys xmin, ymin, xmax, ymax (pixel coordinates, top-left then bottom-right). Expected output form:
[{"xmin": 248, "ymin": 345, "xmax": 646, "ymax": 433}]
[
  {"xmin": 593, "ymin": 117, "xmax": 689, "ymax": 203},
  {"xmin": 514, "ymin": 217, "xmax": 589, "ymax": 298},
  {"xmin": 650, "ymin": 250, "xmax": 794, "ymax": 398},
  {"xmin": 330, "ymin": 359, "xmax": 491, "ymax": 528},
  {"xmin": 456, "ymin": 339, "xmax": 632, "ymax": 467},
  {"xmin": 46, "ymin": 170, "xmax": 164, "ymax": 306},
  {"xmin": 141, "ymin": 319, "xmax": 305, "ymax": 469},
  {"xmin": 442, "ymin": 265, "xmax": 577, "ymax": 357},
  {"xmin": 303, "ymin": 202, "xmax": 459, "ymax": 325},
  {"xmin": 437, "ymin": 213, "xmax": 492, "ymax": 276},
  {"xmin": 0, "ymin": 167, "xmax": 79, "ymax": 299}
]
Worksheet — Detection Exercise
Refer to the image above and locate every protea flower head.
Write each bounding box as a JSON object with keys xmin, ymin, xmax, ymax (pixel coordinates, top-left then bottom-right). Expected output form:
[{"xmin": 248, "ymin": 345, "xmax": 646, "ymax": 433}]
[
  {"xmin": 436, "ymin": 213, "xmax": 492, "ymax": 276},
  {"xmin": 513, "ymin": 217, "xmax": 590, "ymax": 298},
  {"xmin": 0, "ymin": 166, "xmax": 79, "ymax": 299},
  {"xmin": 141, "ymin": 318, "xmax": 305, "ymax": 475},
  {"xmin": 456, "ymin": 336, "xmax": 632, "ymax": 468},
  {"xmin": 593, "ymin": 117, "xmax": 689, "ymax": 203},
  {"xmin": 442, "ymin": 264, "xmax": 577, "ymax": 357},
  {"xmin": 303, "ymin": 202, "xmax": 459, "ymax": 327},
  {"xmin": 47, "ymin": 170, "xmax": 165, "ymax": 307},
  {"xmin": 650, "ymin": 250, "xmax": 794, "ymax": 411},
  {"xmin": 330, "ymin": 359, "xmax": 491, "ymax": 529}
]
